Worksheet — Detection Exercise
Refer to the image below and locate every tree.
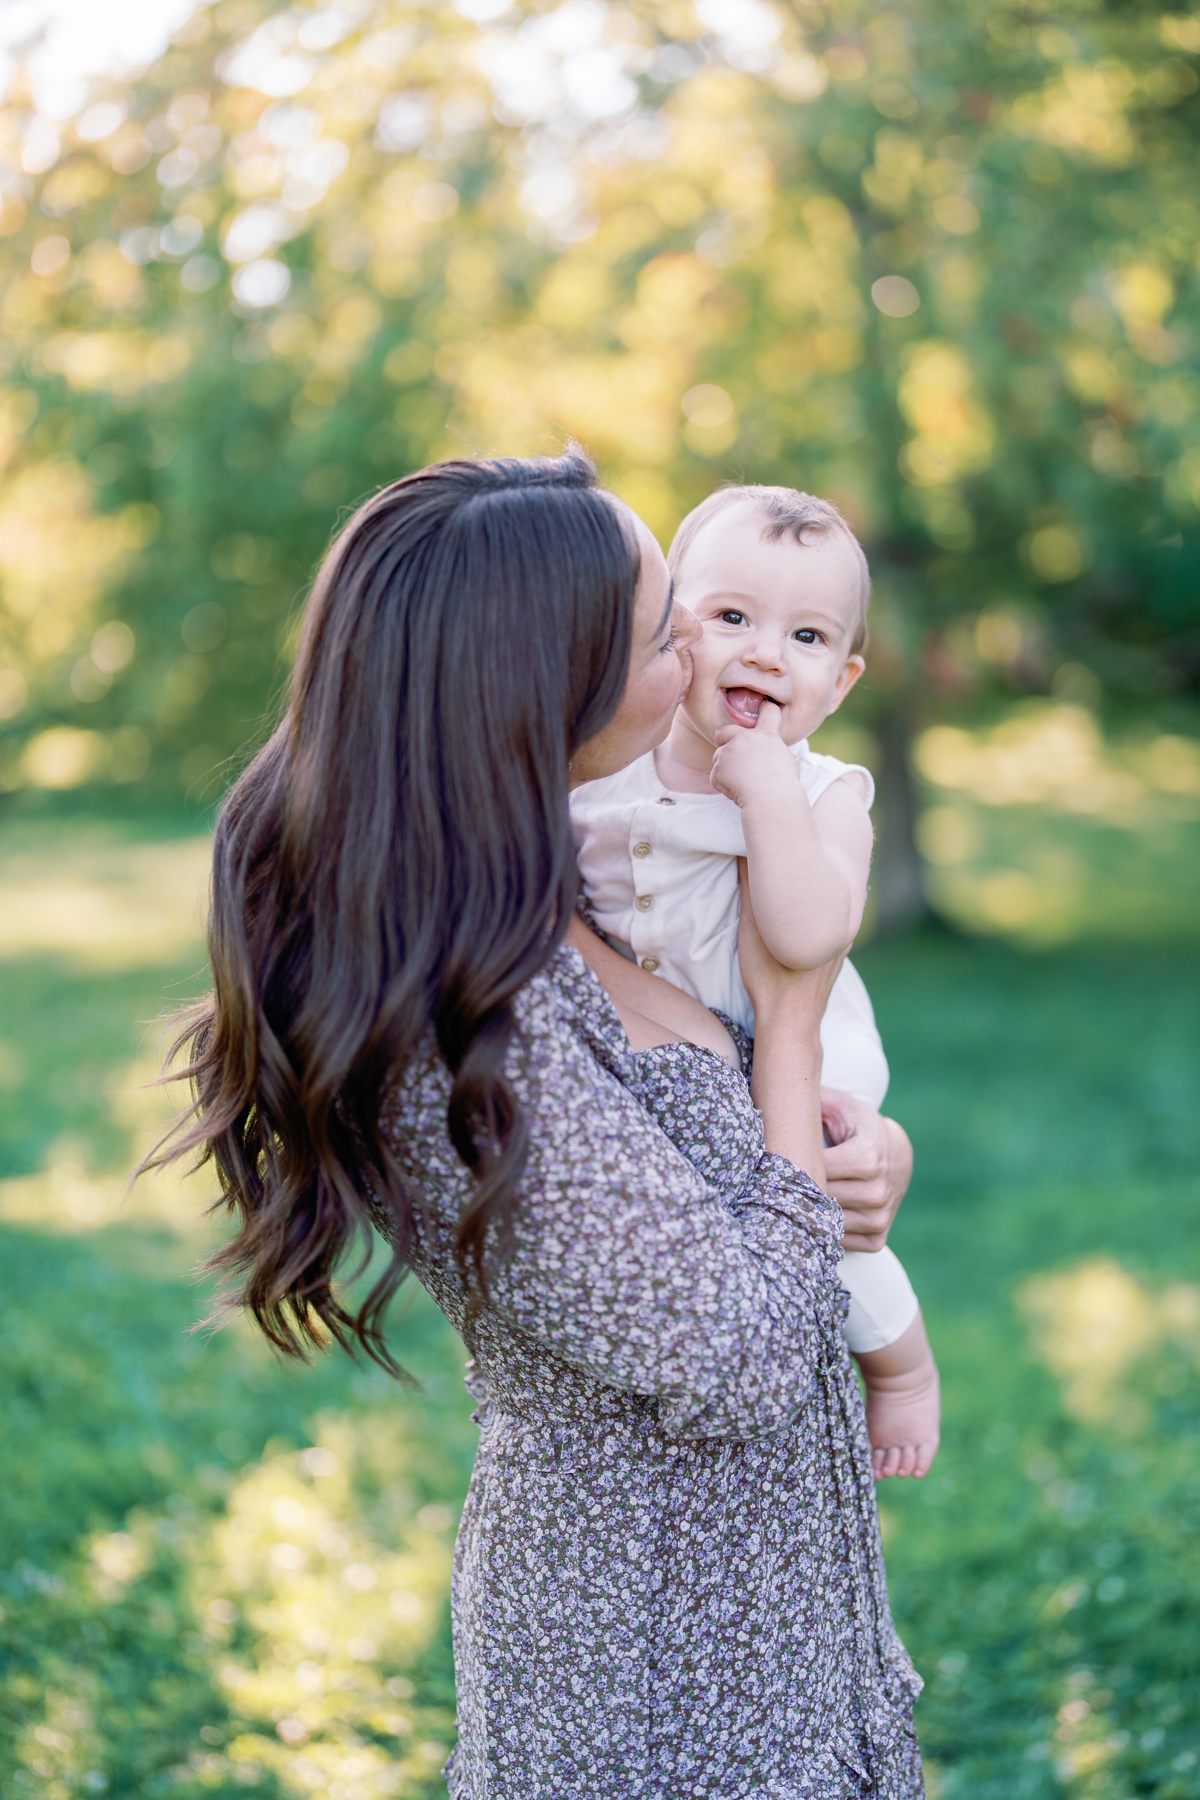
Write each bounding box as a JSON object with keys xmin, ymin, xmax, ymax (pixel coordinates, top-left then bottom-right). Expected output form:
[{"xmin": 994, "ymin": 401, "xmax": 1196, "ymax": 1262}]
[{"xmin": 0, "ymin": 0, "xmax": 1196, "ymax": 924}]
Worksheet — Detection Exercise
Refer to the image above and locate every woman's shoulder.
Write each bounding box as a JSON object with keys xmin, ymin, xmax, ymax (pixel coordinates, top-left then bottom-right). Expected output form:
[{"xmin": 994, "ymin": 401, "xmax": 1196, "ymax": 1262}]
[
  {"xmin": 378, "ymin": 949, "xmax": 632, "ymax": 1257},
  {"xmin": 386, "ymin": 947, "xmax": 629, "ymax": 1129},
  {"xmin": 514, "ymin": 943, "xmax": 631, "ymax": 1078}
]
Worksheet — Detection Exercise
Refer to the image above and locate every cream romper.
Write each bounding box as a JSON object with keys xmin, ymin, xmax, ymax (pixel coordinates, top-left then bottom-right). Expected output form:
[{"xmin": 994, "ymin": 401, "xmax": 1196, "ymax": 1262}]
[{"xmin": 571, "ymin": 741, "xmax": 919, "ymax": 1353}]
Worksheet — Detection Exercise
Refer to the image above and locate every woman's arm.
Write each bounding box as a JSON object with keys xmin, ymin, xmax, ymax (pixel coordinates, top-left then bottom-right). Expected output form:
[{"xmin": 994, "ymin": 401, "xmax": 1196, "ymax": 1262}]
[
  {"xmin": 393, "ymin": 924, "xmax": 847, "ymax": 1440},
  {"xmin": 396, "ymin": 886, "xmax": 850, "ymax": 1443},
  {"xmin": 458, "ymin": 889, "xmax": 842, "ymax": 1441},
  {"xmin": 473, "ymin": 976, "xmax": 841, "ymax": 1441}
]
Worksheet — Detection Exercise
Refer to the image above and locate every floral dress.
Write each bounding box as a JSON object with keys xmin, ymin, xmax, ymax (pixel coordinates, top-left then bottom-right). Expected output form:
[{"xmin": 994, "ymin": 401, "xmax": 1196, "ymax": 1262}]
[{"xmin": 382, "ymin": 946, "xmax": 923, "ymax": 1800}]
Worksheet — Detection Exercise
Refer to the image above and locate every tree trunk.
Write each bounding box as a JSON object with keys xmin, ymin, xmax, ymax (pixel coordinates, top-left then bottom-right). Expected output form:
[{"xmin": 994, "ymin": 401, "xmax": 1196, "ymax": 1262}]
[{"xmin": 871, "ymin": 707, "xmax": 928, "ymax": 936}]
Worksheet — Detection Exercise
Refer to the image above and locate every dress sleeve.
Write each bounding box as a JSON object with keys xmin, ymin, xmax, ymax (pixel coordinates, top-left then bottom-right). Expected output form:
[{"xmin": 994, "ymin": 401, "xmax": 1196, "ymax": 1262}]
[{"xmin": 479, "ymin": 982, "xmax": 845, "ymax": 1442}]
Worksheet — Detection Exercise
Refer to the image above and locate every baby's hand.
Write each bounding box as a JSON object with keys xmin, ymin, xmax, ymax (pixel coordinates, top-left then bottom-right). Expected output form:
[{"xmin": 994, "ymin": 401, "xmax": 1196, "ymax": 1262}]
[{"xmin": 710, "ymin": 698, "xmax": 800, "ymax": 809}]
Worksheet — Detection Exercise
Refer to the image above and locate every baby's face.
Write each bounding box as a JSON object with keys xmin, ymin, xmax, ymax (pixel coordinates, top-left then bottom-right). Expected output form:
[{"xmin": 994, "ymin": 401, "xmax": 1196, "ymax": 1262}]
[{"xmin": 673, "ymin": 502, "xmax": 866, "ymax": 749}]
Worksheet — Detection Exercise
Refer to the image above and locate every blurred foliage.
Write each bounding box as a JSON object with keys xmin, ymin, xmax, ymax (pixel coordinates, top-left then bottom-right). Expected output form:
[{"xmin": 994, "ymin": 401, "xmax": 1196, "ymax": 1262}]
[
  {"xmin": 902, "ymin": 701, "xmax": 1200, "ymax": 939},
  {"xmin": 0, "ymin": 0, "xmax": 1197, "ymax": 814},
  {"xmin": 2, "ymin": 822, "xmax": 1199, "ymax": 1797},
  {"xmin": 813, "ymin": 699, "xmax": 1200, "ymax": 939}
]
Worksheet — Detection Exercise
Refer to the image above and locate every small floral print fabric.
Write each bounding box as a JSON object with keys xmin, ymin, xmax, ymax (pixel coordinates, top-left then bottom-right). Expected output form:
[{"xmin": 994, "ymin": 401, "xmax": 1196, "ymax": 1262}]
[{"xmin": 381, "ymin": 946, "xmax": 923, "ymax": 1800}]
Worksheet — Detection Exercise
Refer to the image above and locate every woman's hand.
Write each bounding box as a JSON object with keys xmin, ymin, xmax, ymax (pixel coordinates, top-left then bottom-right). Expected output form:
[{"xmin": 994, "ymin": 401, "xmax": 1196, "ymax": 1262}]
[
  {"xmin": 738, "ymin": 863, "xmax": 843, "ymax": 1184},
  {"xmin": 821, "ymin": 1088, "xmax": 913, "ymax": 1252}
]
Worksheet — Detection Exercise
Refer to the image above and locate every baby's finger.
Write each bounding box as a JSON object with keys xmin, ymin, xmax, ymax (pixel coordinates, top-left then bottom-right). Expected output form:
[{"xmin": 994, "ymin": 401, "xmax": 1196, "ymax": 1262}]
[
  {"xmin": 713, "ymin": 720, "xmax": 754, "ymax": 750},
  {"xmin": 753, "ymin": 698, "xmax": 785, "ymax": 736}
]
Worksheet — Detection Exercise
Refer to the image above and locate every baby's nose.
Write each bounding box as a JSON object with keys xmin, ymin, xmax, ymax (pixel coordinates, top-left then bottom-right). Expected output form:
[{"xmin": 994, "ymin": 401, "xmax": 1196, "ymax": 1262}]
[{"xmin": 744, "ymin": 634, "xmax": 786, "ymax": 669}]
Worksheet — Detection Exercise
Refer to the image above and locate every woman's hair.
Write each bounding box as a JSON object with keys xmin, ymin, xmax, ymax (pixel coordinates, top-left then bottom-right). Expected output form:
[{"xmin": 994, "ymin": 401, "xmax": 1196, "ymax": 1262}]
[
  {"xmin": 152, "ymin": 449, "xmax": 638, "ymax": 1370},
  {"xmin": 669, "ymin": 484, "xmax": 870, "ymax": 655}
]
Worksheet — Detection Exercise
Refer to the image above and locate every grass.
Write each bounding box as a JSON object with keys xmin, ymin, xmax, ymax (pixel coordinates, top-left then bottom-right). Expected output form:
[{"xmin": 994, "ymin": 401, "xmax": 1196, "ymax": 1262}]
[
  {"xmin": 862, "ymin": 931, "xmax": 1200, "ymax": 1800},
  {"xmin": 0, "ymin": 824, "xmax": 475, "ymax": 1800},
  {"xmin": 1, "ymin": 821, "xmax": 1198, "ymax": 1799}
]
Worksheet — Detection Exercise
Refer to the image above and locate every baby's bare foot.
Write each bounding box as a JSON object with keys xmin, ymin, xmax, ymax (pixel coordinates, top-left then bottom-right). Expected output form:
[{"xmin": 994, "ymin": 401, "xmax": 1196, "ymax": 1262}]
[
  {"xmin": 853, "ymin": 1311, "xmax": 941, "ymax": 1479},
  {"xmin": 864, "ymin": 1369, "xmax": 940, "ymax": 1480},
  {"xmin": 859, "ymin": 1317, "xmax": 942, "ymax": 1483}
]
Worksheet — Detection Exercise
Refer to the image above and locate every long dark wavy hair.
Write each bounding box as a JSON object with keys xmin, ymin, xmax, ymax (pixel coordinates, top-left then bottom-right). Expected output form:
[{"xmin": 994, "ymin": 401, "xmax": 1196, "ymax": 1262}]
[{"xmin": 151, "ymin": 450, "xmax": 638, "ymax": 1370}]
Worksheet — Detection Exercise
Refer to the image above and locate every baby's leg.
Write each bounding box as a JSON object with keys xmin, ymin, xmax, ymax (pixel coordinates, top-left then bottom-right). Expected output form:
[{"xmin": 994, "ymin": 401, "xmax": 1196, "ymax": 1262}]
[
  {"xmin": 840, "ymin": 1247, "xmax": 940, "ymax": 1479},
  {"xmin": 854, "ymin": 1312, "xmax": 940, "ymax": 1479}
]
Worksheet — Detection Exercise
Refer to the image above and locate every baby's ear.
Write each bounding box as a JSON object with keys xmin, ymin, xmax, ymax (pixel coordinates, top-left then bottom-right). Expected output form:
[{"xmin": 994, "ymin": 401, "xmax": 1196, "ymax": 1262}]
[{"xmin": 829, "ymin": 655, "xmax": 866, "ymax": 711}]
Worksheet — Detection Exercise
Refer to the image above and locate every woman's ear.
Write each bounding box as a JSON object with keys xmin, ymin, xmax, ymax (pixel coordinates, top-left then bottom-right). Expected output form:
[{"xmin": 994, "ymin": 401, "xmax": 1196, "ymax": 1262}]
[{"xmin": 828, "ymin": 654, "xmax": 866, "ymax": 712}]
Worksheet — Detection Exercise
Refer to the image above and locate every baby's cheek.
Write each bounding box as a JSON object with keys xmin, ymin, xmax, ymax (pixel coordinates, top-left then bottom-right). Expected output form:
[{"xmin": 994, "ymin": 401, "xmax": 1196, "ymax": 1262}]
[
  {"xmin": 681, "ymin": 687, "xmax": 718, "ymax": 738},
  {"xmin": 685, "ymin": 639, "xmax": 724, "ymax": 698}
]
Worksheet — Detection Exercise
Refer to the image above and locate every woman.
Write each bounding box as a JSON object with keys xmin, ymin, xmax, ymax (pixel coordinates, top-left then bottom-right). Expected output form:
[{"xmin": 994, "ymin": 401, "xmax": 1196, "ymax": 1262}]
[{"xmin": 163, "ymin": 451, "xmax": 923, "ymax": 1797}]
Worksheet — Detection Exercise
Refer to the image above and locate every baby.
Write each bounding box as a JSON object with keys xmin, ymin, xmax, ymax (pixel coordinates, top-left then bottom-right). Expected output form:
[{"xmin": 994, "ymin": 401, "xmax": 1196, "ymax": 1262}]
[{"xmin": 571, "ymin": 484, "xmax": 940, "ymax": 1478}]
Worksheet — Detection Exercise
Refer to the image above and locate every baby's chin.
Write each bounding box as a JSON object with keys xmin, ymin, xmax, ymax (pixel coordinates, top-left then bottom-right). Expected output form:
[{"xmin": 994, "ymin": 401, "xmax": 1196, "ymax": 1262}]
[{"xmin": 682, "ymin": 690, "xmax": 810, "ymax": 747}]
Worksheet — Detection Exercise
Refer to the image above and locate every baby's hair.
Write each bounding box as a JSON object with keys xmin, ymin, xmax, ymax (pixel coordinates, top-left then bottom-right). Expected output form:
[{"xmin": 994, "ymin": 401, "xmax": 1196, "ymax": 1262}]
[{"xmin": 668, "ymin": 484, "xmax": 870, "ymax": 657}]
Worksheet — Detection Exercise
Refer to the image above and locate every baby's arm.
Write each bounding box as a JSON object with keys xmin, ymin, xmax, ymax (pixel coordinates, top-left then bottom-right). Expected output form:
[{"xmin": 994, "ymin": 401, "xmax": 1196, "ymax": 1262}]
[{"xmin": 711, "ymin": 703, "xmax": 872, "ymax": 970}]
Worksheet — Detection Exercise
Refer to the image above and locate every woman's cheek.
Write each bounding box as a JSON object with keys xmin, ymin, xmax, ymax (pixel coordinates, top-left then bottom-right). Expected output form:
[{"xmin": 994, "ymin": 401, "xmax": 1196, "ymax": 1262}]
[
  {"xmin": 633, "ymin": 656, "xmax": 680, "ymax": 733},
  {"xmin": 653, "ymin": 653, "xmax": 683, "ymax": 718}
]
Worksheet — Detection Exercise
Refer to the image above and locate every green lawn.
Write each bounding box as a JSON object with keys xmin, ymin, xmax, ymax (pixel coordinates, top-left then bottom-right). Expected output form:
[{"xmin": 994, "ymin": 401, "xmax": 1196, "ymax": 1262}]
[
  {"xmin": 1, "ymin": 831, "xmax": 1198, "ymax": 1799},
  {"xmin": 863, "ymin": 932, "xmax": 1200, "ymax": 1799}
]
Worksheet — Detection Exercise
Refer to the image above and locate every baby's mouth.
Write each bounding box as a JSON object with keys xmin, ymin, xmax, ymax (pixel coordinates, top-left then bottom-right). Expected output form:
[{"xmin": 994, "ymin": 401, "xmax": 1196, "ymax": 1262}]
[{"xmin": 721, "ymin": 685, "xmax": 782, "ymax": 727}]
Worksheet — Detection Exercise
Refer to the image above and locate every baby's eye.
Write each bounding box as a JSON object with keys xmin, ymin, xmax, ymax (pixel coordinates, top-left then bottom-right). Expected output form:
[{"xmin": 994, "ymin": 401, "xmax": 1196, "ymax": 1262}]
[
  {"xmin": 793, "ymin": 628, "xmax": 822, "ymax": 645},
  {"xmin": 718, "ymin": 609, "xmax": 746, "ymax": 626}
]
